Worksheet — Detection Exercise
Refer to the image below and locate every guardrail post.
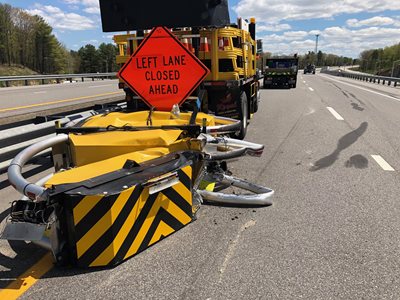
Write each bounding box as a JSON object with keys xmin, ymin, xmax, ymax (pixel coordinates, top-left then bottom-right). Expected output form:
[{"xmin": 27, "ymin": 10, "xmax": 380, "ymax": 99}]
[
  {"xmin": 41, "ymin": 79, "xmax": 45, "ymax": 85},
  {"xmin": 373, "ymin": 78, "xmax": 376, "ymax": 83},
  {"xmin": 383, "ymin": 79, "xmax": 385, "ymax": 85},
  {"xmin": 378, "ymin": 79, "xmax": 380, "ymax": 84},
  {"xmin": 81, "ymin": 77, "xmax": 84, "ymax": 82},
  {"xmin": 6, "ymin": 81, "xmax": 10, "ymax": 87},
  {"xmin": 69, "ymin": 78, "xmax": 72, "ymax": 83},
  {"xmin": 388, "ymin": 81, "xmax": 391, "ymax": 86},
  {"xmin": 25, "ymin": 80, "xmax": 28, "ymax": 86},
  {"xmin": 395, "ymin": 82, "xmax": 397, "ymax": 87},
  {"xmin": 92, "ymin": 77, "xmax": 94, "ymax": 81}
]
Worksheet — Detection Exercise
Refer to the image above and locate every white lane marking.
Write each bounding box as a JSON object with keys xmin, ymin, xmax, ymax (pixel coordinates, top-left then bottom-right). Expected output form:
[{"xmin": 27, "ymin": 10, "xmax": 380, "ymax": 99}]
[
  {"xmin": 371, "ymin": 155, "xmax": 395, "ymax": 171},
  {"xmin": 319, "ymin": 74, "xmax": 400, "ymax": 102},
  {"xmin": 88, "ymin": 84, "xmax": 113, "ymax": 88},
  {"xmin": 326, "ymin": 107, "xmax": 344, "ymax": 120},
  {"xmin": 33, "ymin": 91, "xmax": 47, "ymax": 94},
  {"xmin": 308, "ymin": 87, "xmax": 314, "ymax": 91},
  {"xmin": 303, "ymin": 80, "xmax": 306, "ymax": 83}
]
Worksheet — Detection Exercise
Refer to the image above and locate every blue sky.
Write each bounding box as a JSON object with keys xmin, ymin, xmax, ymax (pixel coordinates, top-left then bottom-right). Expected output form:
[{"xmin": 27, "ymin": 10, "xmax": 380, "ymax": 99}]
[{"xmin": 3, "ymin": 0, "xmax": 400, "ymax": 58}]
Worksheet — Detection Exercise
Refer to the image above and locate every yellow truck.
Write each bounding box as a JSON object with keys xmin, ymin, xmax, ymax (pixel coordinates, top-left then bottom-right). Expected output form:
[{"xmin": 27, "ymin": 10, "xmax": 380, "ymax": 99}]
[{"xmin": 100, "ymin": 0, "xmax": 260, "ymax": 139}]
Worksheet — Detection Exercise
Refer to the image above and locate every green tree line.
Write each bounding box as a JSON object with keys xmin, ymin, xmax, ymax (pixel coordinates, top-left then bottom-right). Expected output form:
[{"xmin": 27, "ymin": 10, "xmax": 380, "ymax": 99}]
[
  {"xmin": 0, "ymin": 3, "xmax": 70, "ymax": 74},
  {"xmin": 358, "ymin": 43, "xmax": 400, "ymax": 77},
  {"xmin": 298, "ymin": 51, "xmax": 355, "ymax": 69},
  {"xmin": 0, "ymin": 3, "xmax": 118, "ymax": 75}
]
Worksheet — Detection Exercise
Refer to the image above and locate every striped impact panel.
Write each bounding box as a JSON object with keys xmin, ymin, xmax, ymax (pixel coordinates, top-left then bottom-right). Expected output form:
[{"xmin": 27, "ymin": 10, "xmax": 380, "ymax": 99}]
[{"xmin": 69, "ymin": 166, "xmax": 193, "ymax": 267}]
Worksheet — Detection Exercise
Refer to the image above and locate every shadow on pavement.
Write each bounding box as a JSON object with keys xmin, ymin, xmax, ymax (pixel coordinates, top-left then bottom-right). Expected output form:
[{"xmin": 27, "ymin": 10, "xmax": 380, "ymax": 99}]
[
  {"xmin": 345, "ymin": 154, "xmax": 369, "ymax": 169},
  {"xmin": 310, "ymin": 122, "xmax": 368, "ymax": 171}
]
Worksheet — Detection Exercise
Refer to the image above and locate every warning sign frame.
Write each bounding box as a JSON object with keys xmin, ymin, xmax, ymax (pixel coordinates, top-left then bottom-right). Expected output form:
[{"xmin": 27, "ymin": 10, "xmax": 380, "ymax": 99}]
[{"xmin": 118, "ymin": 26, "xmax": 210, "ymax": 111}]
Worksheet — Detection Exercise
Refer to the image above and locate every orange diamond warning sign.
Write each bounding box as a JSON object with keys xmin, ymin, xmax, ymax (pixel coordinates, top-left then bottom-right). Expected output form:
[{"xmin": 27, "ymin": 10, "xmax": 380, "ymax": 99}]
[{"xmin": 118, "ymin": 26, "xmax": 210, "ymax": 111}]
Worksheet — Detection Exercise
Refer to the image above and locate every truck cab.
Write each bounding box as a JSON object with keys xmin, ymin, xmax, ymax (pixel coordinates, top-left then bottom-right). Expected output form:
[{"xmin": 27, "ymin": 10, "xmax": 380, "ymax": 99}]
[{"xmin": 263, "ymin": 56, "xmax": 299, "ymax": 89}]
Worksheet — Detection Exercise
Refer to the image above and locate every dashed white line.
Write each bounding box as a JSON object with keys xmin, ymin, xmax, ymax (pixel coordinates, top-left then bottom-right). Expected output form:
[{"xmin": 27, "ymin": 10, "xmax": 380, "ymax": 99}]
[
  {"xmin": 326, "ymin": 107, "xmax": 344, "ymax": 120},
  {"xmin": 308, "ymin": 87, "xmax": 314, "ymax": 91},
  {"xmin": 371, "ymin": 155, "xmax": 395, "ymax": 171},
  {"xmin": 33, "ymin": 91, "xmax": 47, "ymax": 94},
  {"xmin": 303, "ymin": 80, "xmax": 306, "ymax": 83},
  {"xmin": 319, "ymin": 74, "xmax": 400, "ymax": 102}
]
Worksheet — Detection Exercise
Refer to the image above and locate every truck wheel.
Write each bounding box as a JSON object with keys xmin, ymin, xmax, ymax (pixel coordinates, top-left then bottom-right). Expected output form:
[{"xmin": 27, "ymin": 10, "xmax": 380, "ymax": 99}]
[{"xmin": 232, "ymin": 92, "xmax": 248, "ymax": 140}]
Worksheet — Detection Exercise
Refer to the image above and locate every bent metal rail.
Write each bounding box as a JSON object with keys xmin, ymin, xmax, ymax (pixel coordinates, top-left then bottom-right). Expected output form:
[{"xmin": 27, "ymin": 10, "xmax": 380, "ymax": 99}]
[
  {"xmin": 321, "ymin": 68, "xmax": 400, "ymax": 87},
  {"xmin": 0, "ymin": 72, "xmax": 117, "ymax": 87}
]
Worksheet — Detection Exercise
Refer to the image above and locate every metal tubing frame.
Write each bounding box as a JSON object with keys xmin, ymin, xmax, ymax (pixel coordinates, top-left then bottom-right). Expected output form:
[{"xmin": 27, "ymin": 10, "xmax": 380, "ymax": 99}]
[
  {"xmin": 198, "ymin": 174, "xmax": 274, "ymax": 206},
  {"xmin": 202, "ymin": 135, "xmax": 264, "ymax": 160},
  {"xmin": 8, "ymin": 134, "xmax": 68, "ymax": 200}
]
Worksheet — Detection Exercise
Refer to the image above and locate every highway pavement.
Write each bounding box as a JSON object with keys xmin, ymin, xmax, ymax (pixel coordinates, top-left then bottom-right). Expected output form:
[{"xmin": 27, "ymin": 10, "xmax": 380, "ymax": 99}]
[
  {"xmin": 0, "ymin": 79, "xmax": 124, "ymax": 122},
  {"xmin": 1, "ymin": 72, "xmax": 400, "ymax": 299}
]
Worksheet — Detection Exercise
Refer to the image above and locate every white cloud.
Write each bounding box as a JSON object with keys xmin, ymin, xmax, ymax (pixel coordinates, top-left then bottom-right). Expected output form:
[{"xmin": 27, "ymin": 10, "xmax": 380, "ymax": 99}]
[
  {"xmin": 84, "ymin": 7, "xmax": 100, "ymax": 14},
  {"xmin": 262, "ymin": 31, "xmax": 309, "ymax": 42},
  {"xmin": 234, "ymin": 0, "xmax": 400, "ymax": 23},
  {"xmin": 257, "ymin": 23, "xmax": 291, "ymax": 32},
  {"xmin": 26, "ymin": 4, "xmax": 96, "ymax": 30},
  {"xmin": 346, "ymin": 16, "xmax": 400, "ymax": 27},
  {"xmin": 64, "ymin": 0, "xmax": 100, "ymax": 14},
  {"xmin": 261, "ymin": 26, "xmax": 400, "ymax": 57},
  {"xmin": 82, "ymin": 39, "xmax": 99, "ymax": 44},
  {"xmin": 309, "ymin": 30, "xmax": 322, "ymax": 35}
]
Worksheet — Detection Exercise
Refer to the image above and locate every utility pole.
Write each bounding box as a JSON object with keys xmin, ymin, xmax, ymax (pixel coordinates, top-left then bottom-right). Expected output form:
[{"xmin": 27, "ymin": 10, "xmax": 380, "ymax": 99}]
[{"xmin": 315, "ymin": 34, "xmax": 319, "ymax": 65}]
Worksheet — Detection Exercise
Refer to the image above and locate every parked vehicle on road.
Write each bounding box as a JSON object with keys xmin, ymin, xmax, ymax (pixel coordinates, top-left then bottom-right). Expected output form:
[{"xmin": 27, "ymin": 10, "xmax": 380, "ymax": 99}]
[
  {"xmin": 304, "ymin": 64, "xmax": 316, "ymax": 74},
  {"xmin": 263, "ymin": 56, "xmax": 298, "ymax": 89}
]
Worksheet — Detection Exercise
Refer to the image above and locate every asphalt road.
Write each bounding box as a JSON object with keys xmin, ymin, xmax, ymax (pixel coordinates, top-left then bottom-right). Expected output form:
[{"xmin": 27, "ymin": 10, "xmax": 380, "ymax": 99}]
[
  {"xmin": 1, "ymin": 73, "xmax": 400, "ymax": 299},
  {"xmin": 0, "ymin": 79, "xmax": 123, "ymax": 121}
]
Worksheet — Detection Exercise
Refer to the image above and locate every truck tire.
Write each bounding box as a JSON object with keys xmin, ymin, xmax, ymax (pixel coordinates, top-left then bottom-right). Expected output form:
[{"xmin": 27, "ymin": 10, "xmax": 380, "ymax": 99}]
[{"xmin": 231, "ymin": 92, "xmax": 248, "ymax": 140}]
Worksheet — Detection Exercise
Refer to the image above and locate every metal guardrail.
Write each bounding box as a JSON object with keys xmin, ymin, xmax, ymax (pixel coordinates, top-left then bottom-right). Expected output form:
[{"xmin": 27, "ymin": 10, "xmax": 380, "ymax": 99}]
[
  {"xmin": 0, "ymin": 101, "xmax": 126, "ymax": 171},
  {"xmin": 0, "ymin": 72, "xmax": 117, "ymax": 87},
  {"xmin": 320, "ymin": 69, "xmax": 400, "ymax": 87}
]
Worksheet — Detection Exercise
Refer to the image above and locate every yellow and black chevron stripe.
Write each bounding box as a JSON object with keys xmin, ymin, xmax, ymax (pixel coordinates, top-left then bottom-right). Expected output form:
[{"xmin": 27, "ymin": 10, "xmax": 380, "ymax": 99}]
[{"xmin": 68, "ymin": 166, "xmax": 193, "ymax": 267}]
